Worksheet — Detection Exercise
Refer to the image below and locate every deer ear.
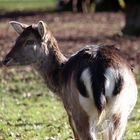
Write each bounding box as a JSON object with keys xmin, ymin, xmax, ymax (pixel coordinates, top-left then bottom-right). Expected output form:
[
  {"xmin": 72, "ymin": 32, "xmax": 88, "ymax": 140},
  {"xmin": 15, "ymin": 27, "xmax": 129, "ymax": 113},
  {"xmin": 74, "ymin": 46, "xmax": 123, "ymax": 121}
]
[
  {"xmin": 9, "ymin": 21, "xmax": 28, "ymax": 34},
  {"xmin": 37, "ymin": 21, "xmax": 46, "ymax": 39}
]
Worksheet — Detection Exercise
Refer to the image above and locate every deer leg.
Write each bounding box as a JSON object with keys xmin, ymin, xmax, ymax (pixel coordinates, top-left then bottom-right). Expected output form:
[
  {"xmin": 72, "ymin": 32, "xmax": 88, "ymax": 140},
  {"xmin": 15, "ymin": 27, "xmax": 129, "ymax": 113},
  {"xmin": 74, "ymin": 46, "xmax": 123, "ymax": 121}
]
[
  {"xmin": 102, "ymin": 128, "xmax": 109, "ymax": 140},
  {"xmin": 89, "ymin": 121, "xmax": 97, "ymax": 140},
  {"xmin": 82, "ymin": 0, "xmax": 87, "ymax": 13},
  {"xmin": 68, "ymin": 115, "xmax": 80, "ymax": 140},
  {"xmin": 109, "ymin": 114, "xmax": 128, "ymax": 140},
  {"xmin": 81, "ymin": 0, "xmax": 92, "ymax": 13},
  {"xmin": 86, "ymin": 0, "xmax": 92, "ymax": 12},
  {"xmin": 72, "ymin": 0, "xmax": 78, "ymax": 12},
  {"xmin": 72, "ymin": 117, "xmax": 97, "ymax": 140}
]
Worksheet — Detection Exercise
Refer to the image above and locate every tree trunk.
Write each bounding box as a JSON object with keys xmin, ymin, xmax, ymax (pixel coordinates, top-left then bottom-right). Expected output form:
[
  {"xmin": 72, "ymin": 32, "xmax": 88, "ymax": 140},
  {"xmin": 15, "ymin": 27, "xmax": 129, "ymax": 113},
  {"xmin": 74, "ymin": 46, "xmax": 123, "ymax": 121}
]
[{"xmin": 122, "ymin": 1, "xmax": 140, "ymax": 36}]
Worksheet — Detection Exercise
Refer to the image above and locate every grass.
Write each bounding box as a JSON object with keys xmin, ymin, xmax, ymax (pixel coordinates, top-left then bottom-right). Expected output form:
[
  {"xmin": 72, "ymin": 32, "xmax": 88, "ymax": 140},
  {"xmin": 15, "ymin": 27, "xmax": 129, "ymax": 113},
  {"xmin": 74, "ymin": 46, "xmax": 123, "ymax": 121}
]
[
  {"xmin": 0, "ymin": 67, "xmax": 139, "ymax": 140},
  {"xmin": 0, "ymin": 68, "xmax": 72, "ymax": 140},
  {"xmin": 0, "ymin": 0, "xmax": 56, "ymax": 12}
]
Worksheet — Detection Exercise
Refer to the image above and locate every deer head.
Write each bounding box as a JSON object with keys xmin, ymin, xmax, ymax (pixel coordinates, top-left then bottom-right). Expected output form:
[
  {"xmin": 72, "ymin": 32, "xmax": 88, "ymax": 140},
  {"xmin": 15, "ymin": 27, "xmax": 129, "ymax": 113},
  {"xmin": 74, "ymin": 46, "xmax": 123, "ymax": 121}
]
[{"xmin": 3, "ymin": 21, "xmax": 51, "ymax": 66}]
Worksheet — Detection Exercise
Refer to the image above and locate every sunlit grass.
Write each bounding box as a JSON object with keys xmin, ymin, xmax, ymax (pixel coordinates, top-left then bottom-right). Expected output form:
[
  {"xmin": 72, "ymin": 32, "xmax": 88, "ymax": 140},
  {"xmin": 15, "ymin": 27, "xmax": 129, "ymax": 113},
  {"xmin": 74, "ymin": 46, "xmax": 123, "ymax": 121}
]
[
  {"xmin": 0, "ymin": 68, "xmax": 72, "ymax": 140},
  {"xmin": 0, "ymin": 0, "xmax": 56, "ymax": 12}
]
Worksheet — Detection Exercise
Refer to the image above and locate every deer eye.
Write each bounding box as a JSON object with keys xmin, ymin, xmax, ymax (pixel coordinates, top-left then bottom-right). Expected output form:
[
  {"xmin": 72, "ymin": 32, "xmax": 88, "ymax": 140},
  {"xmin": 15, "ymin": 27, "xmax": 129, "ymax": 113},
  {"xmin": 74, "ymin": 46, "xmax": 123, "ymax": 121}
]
[{"xmin": 26, "ymin": 40, "xmax": 35, "ymax": 45}]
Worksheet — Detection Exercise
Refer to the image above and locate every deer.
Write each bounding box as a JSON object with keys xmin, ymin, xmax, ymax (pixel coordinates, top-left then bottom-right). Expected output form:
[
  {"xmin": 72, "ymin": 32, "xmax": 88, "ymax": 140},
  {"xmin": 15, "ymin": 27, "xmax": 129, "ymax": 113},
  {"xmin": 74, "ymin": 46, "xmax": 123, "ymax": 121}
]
[{"xmin": 2, "ymin": 21, "xmax": 137, "ymax": 140}]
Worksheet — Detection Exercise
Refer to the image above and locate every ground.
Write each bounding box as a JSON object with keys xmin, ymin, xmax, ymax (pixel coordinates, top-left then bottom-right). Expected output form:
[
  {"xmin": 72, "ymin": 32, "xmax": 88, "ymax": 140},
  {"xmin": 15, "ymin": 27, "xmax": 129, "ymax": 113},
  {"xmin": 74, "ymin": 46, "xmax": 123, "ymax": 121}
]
[{"xmin": 0, "ymin": 12, "xmax": 140, "ymax": 140}]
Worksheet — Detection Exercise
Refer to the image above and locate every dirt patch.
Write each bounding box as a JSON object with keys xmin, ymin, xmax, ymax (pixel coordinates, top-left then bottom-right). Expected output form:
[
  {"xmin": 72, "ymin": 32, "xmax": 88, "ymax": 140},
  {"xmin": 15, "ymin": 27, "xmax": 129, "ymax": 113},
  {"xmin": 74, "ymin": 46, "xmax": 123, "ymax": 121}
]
[{"xmin": 0, "ymin": 12, "xmax": 140, "ymax": 69}]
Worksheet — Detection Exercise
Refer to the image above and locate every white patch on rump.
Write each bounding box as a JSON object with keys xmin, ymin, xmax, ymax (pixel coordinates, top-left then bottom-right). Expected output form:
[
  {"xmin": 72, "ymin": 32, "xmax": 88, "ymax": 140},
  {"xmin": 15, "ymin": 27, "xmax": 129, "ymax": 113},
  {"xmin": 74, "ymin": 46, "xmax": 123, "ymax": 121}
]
[
  {"xmin": 104, "ymin": 67, "xmax": 137, "ymax": 114},
  {"xmin": 33, "ymin": 45, "xmax": 37, "ymax": 51},
  {"xmin": 104, "ymin": 67, "xmax": 116, "ymax": 97},
  {"xmin": 115, "ymin": 68, "xmax": 137, "ymax": 114},
  {"xmin": 78, "ymin": 66, "xmax": 137, "ymax": 139},
  {"xmin": 79, "ymin": 68, "xmax": 99, "ymax": 124},
  {"xmin": 80, "ymin": 68, "xmax": 93, "ymax": 99},
  {"xmin": 105, "ymin": 67, "xmax": 137, "ymax": 120},
  {"xmin": 79, "ymin": 68, "xmax": 95, "ymax": 115}
]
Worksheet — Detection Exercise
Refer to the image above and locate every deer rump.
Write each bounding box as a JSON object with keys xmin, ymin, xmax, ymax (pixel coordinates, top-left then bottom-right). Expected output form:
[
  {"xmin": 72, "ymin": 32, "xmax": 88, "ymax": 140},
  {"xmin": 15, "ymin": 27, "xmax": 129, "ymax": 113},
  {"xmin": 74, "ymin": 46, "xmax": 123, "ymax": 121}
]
[{"xmin": 63, "ymin": 45, "xmax": 125, "ymax": 112}]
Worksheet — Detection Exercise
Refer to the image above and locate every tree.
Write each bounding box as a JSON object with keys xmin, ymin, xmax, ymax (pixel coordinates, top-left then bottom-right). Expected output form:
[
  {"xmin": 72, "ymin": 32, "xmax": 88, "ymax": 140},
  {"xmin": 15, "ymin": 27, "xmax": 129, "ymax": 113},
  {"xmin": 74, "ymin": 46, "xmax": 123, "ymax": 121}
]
[{"xmin": 122, "ymin": 0, "xmax": 140, "ymax": 36}]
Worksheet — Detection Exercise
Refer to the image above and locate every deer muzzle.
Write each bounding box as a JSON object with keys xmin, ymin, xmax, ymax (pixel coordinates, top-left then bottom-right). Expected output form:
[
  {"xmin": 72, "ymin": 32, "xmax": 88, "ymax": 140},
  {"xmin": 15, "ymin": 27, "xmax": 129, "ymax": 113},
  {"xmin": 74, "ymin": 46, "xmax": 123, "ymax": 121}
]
[{"xmin": 2, "ymin": 57, "xmax": 17, "ymax": 66}]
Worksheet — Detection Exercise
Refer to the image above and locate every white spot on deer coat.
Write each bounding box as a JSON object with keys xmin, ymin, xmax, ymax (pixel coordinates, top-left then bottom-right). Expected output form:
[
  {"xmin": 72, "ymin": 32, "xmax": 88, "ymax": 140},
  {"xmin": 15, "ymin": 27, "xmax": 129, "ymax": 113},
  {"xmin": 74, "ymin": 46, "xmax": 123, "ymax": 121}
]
[
  {"xmin": 33, "ymin": 45, "xmax": 37, "ymax": 51},
  {"xmin": 104, "ymin": 67, "xmax": 116, "ymax": 97},
  {"xmin": 80, "ymin": 68, "xmax": 93, "ymax": 99}
]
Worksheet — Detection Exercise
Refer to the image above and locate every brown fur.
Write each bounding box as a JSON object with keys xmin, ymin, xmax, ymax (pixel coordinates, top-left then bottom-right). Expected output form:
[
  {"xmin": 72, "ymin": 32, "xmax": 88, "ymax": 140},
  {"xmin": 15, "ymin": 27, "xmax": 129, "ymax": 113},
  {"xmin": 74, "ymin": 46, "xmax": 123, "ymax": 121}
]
[
  {"xmin": 112, "ymin": 114, "xmax": 121, "ymax": 130},
  {"xmin": 63, "ymin": 75, "xmax": 92, "ymax": 139}
]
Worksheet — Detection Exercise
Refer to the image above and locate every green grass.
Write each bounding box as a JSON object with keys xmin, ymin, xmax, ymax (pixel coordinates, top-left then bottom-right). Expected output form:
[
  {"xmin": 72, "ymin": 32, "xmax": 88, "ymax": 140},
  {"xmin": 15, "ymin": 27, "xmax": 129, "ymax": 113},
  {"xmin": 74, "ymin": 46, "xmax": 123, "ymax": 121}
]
[
  {"xmin": 0, "ymin": 68, "xmax": 139, "ymax": 140},
  {"xmin": 0, "ymin": 0, "xmax": 56, "ymax": 12},
  {"xmin": 0, "ymin": 68, "xmax": 72, "ymax": 140}
]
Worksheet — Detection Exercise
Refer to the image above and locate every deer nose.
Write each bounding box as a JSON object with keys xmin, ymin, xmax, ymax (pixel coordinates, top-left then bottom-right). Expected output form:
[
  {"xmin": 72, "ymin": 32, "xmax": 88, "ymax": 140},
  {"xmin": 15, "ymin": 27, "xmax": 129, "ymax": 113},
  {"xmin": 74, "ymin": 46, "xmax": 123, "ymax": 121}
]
[{"xmin": 2, "ymin": 57, "xmax": 13, "ymax": 66}]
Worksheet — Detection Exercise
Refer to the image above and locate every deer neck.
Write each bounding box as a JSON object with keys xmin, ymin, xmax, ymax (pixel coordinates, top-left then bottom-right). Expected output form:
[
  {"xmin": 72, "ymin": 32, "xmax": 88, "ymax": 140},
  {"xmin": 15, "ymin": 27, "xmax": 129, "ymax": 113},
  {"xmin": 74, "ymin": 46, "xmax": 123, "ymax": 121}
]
[{"xmin": 33, "ymin": 37, "xmax": 67, "ymax": 97}]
